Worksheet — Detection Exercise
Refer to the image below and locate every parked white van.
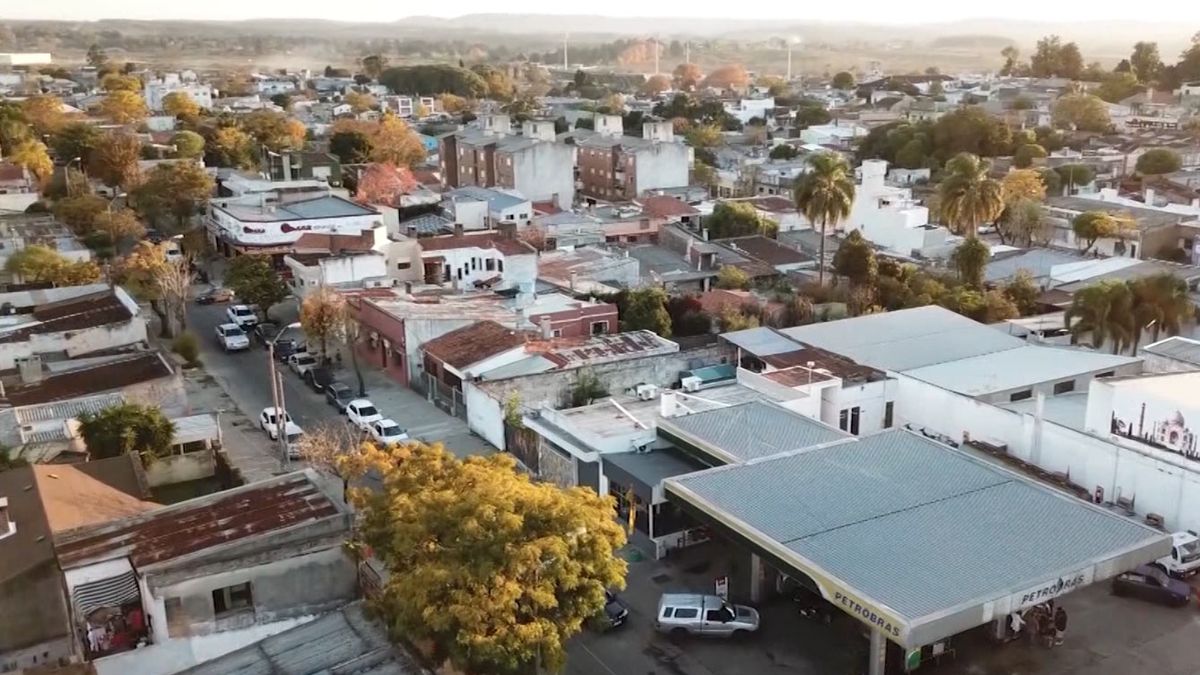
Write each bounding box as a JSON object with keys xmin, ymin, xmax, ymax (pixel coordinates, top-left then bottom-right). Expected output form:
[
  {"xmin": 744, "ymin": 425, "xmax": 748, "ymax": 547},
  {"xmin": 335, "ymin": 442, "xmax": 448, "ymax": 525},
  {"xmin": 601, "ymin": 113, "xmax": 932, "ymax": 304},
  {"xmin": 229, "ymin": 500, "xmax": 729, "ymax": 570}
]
[{"xmin": 654, "ymin": 593, "xmax": 760, "ymax": 638}]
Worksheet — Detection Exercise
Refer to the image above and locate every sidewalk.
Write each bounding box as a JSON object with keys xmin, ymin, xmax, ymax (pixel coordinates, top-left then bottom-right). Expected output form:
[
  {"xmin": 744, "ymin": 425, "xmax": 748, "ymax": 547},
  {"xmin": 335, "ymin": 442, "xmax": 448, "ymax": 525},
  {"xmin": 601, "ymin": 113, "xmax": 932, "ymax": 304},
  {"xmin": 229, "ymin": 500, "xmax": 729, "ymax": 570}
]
[{"xmin": 181, "ymin": 368, "xmax": 288, "ymax": 483}]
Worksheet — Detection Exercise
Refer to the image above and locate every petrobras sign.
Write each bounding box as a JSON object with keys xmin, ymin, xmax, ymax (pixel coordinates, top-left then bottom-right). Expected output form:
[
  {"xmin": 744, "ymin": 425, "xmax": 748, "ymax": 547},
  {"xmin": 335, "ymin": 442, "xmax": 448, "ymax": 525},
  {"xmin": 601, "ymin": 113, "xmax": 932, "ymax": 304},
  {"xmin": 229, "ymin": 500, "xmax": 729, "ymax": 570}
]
[
  {"xmin": 1009, "ymin": 567, "xmax": 1094, "ymax": 611},
  {"xmin": 830, "ymin": 588, "xmax": 905, "ymax": 641}
]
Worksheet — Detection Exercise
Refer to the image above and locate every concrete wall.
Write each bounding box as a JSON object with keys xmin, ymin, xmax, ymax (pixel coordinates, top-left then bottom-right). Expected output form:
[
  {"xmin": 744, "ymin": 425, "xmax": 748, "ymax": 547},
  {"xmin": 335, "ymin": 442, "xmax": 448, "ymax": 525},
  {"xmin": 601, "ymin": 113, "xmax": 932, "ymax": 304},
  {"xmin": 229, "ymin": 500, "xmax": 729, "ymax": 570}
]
[
  {"xmin": 383, "ymin": 240, "xmax": 422, "ymax": 283},
  {"xmin": 824, "ymin": 378, "xmax": 897, "ymax": 436},
  {"xmin": 467, "ymin": 343, "xmax": 734, "ymax": 449},
  {"xmin": 0, "ymin": 564, "xmax": 73, "ymax": 673},
  {"xmin": 973, "ymin": 362, "xmax": 1142, "ymax": 406},
  {"xmin": 99, "ymin": 546, "xmax": 355, "ymax": 675},
  {"xmin": 895, "ymin": 373, "xmax": 1200, "ymax": 533},
  {"xmin": 633, "ymin": 143, "xmax": 690, "ymax": 197},
  {"xmin": 512, "ymin": 142, "xmax": 576, "ymax": 210},
  {"xmin": 0, "ymin": 319, "xmax": 147, "ymax": 371},
  {"xmin": 144, "ymin": 450, "xmax": 217, "ymax": 488}
]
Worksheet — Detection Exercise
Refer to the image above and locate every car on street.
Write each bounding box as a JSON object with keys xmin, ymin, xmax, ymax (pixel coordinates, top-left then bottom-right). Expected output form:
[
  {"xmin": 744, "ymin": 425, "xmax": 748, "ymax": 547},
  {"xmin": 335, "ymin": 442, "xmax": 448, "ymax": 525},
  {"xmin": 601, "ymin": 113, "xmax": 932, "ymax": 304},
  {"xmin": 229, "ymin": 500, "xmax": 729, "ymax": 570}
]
[
  {"xmin": 284, "ymin": 425, "xmax": 305, "ymax": 459},
  {"xmin": 258, "ymin": 407, "xmax": 295, "ymax": 440},
  {"xmin": 654, "ymin": 593, "xmax": 760, "ymax": 638},
  {"xmin": 346, "ymin": 399, "xmax": 383, "ymax": 430},
  {"xmin": 254, "ymin": 322, "xmax": 280, "ymax": 346},
  {"xmin": 195, "ymin": 287, "xmax": 234, "ymax": 304},
  {"xmin": 288, "ymin": 353, "xmax": 318, "ymax": 377},
  {"xmin": 368, "ymin": 419, "xmax": 409, "ymax": 445},
  {"xmin": 599, "ymin": 590, "xmax": 630, "ymax": 630},
  {"xmin": 325, "ymin": 382, "xmax": 355, "ymax": 413},
  {"xmin": 273, "ymin": 338, "xmax": 299, "ymax": 361},
  {"xmin": 1112, "ymin": 565, "xmax": 1194, "ymax": 607},
  {"xmin": 214, "ymin": 323, "xmax": 250, "ymax": 352},
  {"xmin": 305, "ymin": 365, "xmax": 334, "ymax": 392},
  {"xmin": 226, "ymin": 304, "xmax": 259, "ymax": 328}
]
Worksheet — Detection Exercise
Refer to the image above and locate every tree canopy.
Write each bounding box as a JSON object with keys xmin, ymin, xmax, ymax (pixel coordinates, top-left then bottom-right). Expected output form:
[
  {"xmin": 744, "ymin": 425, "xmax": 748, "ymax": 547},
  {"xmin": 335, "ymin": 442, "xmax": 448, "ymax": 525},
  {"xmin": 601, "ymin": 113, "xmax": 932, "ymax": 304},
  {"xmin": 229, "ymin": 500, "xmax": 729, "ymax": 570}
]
[
  {"xmin": 225, "ymin": 255, "xmax": 290, "ymax": 317},
  {"xmin": 78, "ymin": 403, "xmax": 175, "ymax": 464},
  {"xmin": 1072, "ymin": 211, "xmax": 1133, "ymax": 255},
  {"xmin": 795, "ymin": 153, "xmax": 855, "ymax": 284},
  {"xmin": 1030, "ymin": 35, "xmax": 1085, "ymax": 79},
  {"xmin": 938, "ymin": 153, "xmax": 1004, "ymax": 237},
  {"xmin": 339, "ymin": 442, "xmax": 627, "ymax": 675},
  {"xmin": 5, "ymin": 245, "xmax": 101, "ymax": 285},
  {"xmin": 622, "ymin": 286, "xmax": 672, "ymax": 336},
  {"xmin": 832, "ymin": 230, "xmax": 877, "ymax": 288},
  {"xmin": 1013, "ymin": 143, "xmax": 1048, "ymax": 169},
  {"xmin": 706, "ymin": 200, "xmax": 776, "ymax": 240},
  {"xmin": 131, "ymin": 161, "xmax": 215, "ymax": 227},
  {"xmin": 1135, "ymin": 148, "xmax": 1182, "ymax": 176},
  {"xmin": 379, "ymin": 65, "xmax": 488, "ymax": 97},
  {"xmin": 831, "ymin": 71, "xmax": 856, "ymax": 90},
  {"xmin": 98, "ymin": 90, "xmax": 148, "ymax": 125},
  {"xmin": 1051, "ymin": 94, "xmax": 1111, "ymax": 132}
]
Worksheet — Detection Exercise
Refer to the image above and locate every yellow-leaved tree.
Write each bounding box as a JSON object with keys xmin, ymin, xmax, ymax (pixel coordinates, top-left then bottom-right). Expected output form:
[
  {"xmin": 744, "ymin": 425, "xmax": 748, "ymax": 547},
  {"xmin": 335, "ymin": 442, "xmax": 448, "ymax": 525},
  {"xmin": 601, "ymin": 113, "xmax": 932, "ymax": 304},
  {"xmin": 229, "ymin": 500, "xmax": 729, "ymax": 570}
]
[
  {"xmin": 299, "ymin": 284, "xmax": 345, "ymax": 363},
  {"xmin": 339, "ymin": 443, "xmax": 628, "ymax": 675}
]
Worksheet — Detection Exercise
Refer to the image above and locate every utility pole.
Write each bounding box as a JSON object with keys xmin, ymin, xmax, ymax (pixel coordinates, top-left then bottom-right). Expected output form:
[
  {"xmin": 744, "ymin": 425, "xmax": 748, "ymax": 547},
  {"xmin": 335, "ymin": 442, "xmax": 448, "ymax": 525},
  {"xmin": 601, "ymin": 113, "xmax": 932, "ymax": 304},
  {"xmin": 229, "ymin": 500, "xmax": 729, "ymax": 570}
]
[
  {"xmin": 563, "ymin": 33, "xmax": 569, "ymax": 70},
  {"xmin": 653, "ymin": 36, "xmax": 659, "ymax": 75}
]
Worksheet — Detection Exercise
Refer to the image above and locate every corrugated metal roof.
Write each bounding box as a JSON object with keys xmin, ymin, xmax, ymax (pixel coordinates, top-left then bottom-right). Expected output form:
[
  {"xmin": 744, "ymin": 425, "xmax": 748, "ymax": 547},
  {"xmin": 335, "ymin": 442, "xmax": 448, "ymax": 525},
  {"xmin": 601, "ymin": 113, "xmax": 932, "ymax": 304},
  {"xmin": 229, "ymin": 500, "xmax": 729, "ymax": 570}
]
[
  {"xmin": 661, "ymin": 401, "xmax": 849, "ymax": 463},
  {"xmin": 780, "ymin": 306, "xmax": 1025, "ymax": 372},
  {"xmin": 668, "ymin": 430, "xmax": 1168, "ymax": 624},
  {"xmin": 720, "ymin": 327, "xmax": 804, "ymax": 357},
  {"xmin": 902, "ymin": 345, "xmax": 1141, "ymax": 396},
  {"xmin": 53, "ymin": 469, "xmax": 345, "ymax": 569},
  {"xmin": 1142, "ymin": 336, "xmax": 1200, "ymax": 366},
  {"xmin": 15, "ymin": 393, "xmax": 124, "ymax": 425},
  {"xmin": 177, "ymin": 601, "xmax": 424, "ymax": 675}
]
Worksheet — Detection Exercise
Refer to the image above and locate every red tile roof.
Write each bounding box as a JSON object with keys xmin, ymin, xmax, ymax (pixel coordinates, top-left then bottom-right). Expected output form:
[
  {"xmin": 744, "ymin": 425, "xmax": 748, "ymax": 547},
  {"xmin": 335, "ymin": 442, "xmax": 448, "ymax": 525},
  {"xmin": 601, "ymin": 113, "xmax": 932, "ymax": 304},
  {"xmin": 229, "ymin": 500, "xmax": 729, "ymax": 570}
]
[
  {"xmin": 0, "ymin": 162, "xmax": 29, "ymax": 182},
  {"xmin": 532, "ymin": 200, "xmax": 563, "ymax": 215},
  {"xmin": 750, "ymin": 196, "xmax": 797, "ymax": 214},
  {"xmin": 294, "ymin": 230, "xmax": 376, "ymax": 253},
  {"xmin": 418, "ymin": 232, "xmax": 535, "ymax": 256},
  {"xmin": 422, "ymin": 320, "xmax": 528, "ymax": 369},
  {"xmin": 638, "ymin": 195, "xmax": 700, "ymax": 219},
  {"xmin": 54, "ymin": 471, "xmax": 343, "ymax": 569}
]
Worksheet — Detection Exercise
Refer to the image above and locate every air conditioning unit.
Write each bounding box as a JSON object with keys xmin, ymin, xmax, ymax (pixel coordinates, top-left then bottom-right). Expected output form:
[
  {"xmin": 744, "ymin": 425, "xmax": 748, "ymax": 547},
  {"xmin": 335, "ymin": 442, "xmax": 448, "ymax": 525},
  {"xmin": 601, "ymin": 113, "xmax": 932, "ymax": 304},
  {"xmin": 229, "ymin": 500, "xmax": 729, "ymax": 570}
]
[
  {"xmin": 681, "ymin": 376, "xmax": 702, "ymax": 392},
  {"xmin": 636, "ymin": 384, "xmax": 658, "ymax": 401}
]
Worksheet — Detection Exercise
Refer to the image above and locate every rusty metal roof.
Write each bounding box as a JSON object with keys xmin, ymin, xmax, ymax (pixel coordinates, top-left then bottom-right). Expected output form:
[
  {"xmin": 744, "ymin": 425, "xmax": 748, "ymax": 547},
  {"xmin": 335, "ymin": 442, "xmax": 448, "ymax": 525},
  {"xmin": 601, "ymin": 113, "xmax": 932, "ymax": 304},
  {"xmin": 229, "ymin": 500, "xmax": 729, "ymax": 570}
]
[{"xmin": 53, "ymin": 470, "xmax": 344, "ymax": 570}]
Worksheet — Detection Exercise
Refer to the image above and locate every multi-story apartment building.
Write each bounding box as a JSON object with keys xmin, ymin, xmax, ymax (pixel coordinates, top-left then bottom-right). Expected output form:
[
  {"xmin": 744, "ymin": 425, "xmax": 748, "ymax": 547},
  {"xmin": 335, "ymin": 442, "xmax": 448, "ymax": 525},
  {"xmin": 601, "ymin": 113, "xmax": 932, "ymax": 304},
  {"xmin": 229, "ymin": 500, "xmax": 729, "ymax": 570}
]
[
  {"xmin": 575, "ymin": 117, "xmax": 690, "ymax": 202},
  {"xmin": 439, "ymin": 115, "xmax": 575, "ymax": 211}
]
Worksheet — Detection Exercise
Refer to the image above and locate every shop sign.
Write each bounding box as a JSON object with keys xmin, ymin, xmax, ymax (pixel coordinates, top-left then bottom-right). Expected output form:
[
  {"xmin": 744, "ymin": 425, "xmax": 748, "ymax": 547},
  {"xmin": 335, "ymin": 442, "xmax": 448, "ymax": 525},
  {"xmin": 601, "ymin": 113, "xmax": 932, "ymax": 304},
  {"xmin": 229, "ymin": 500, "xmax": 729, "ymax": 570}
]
[
  {"xmin": 832, "ymin": 589, "xmax": 903, "ymax": 639},
  {"xmin": 1009, "ymin": 567, "xmax": 1093, "ymax": 611},
  {"xmin": 714, "ymin": 576, "xmax": 729, "ymax": 600}
]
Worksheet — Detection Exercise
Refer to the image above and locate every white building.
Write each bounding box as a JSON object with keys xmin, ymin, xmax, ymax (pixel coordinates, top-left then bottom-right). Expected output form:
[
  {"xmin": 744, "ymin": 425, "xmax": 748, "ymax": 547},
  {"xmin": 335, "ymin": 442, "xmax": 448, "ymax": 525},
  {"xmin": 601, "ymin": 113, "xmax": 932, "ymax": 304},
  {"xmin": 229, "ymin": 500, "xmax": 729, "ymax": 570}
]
[
  {"xmin": 0, "ymin": 285, "xmax": 146, "ymax": 371},
  {"xmin": 144, "ymin": 79, "xmax": 214, "ymax": 112},
  {"xmin": 284, "ymin": 251, "xmax": 390, "ymax": 298},
  {"xmin": 440, "ymin": 117, "xmax": 577, "ymax": 210},
  {"xmin": 417, "ymin": 231, "xmax": 538, "ymax": 293},
  {"xmin": 723, "ymin": 97, "xmax": 775, "ymax": 125},
  {"xmin": 252, "ymin": 77, "xmax": 297, "ymax": 95},
  {"xmin": 799, "ymin": 122, "xmax": 867, "ymax": 148},
  {"xmin": 843, "ymin": 159, "xmax": 949, "ymax": 256},
  {"xmin": 207, "ymin": 187, "xmax": 385, "ymax": 258},
  {"xmin": 0, "ymin": 53, "xmax": 52, "ymax": 66},
  {"xmin": 382, "ymin": 95, "xmax": 437, "ymax": 118},
  {"xmin": 444, "ymin": 186, "xmax": 533, "ymax": 229}
]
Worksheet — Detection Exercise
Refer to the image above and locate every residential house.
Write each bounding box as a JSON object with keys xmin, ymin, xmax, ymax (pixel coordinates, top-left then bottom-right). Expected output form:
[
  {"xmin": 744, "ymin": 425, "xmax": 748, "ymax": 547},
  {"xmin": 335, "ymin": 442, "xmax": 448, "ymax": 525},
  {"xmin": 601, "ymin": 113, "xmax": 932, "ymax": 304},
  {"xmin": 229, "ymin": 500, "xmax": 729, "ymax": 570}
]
[
  {"xmin": 421, "ymin": 320, "xmax": 531, "ymax": 401},
  {"xmin": 842, "ymin": 159, "xmax": 950, "ymax": 257},
  {"xmin": 444, "ymin": 186, "xmax": 533, "ymax": 230},
  {"xmin": 381, "ymin": 95, "xmax": 437, "ymax": 118},
  {"xmin": 575, "ymin": 119, "xmax": 690, "ymax": 202},
  {"xmin": 0, "ymin": 351, "xmax": 183, "ymax": 410},
  {"xmin": 0, "ymin": 162, "xmax": 35, "ymax": 195},
  {"xmin": 439, "ymin": 116, "xmax": 576, "ymax": 210},
  {"xmin": 143, "ymin": 78, "xmax": 213, "ymax": 112},
  {"xmin": 0, "ymin": 285, "xmax": 146, "ymax": 371},
  {"xmin": 284, "ymin": 251, "xmax": 389, "ymax": 298},
  {"xmin": 1043, "ymin": 194, "xmax": 1197, "ymax": 259},
  {"xmin": 416, "ymin": 231, "xmax": 537, "ymax": 292},
  {"xmin": 50, "ymin": 470, "xmax": 355, "ymax": 675},
  {"xmin": 748, "ymin": 196, "xmax": 806, "ymax": 231},
  {"xmin": 798, "ymin": 121, "xmax": 867, "ymax": 149},
  {"xmin": 259, "ymin": 149, "xmax": 341, "ymax": 187},
  {"xmin": 536, "ymin": 246, "xmax": 641, "ymax": 294},
  {"xmin": 521, "ymin": 292, "xmax": 618, "ymax": 338},
  {"xmin": 0, "ymin": 456, "xmax": 157, "ymax": 673},
  {"xmin": 716, "ymin": 235, "xmax": 814, "ymax": 274},
  {"xmin": 251, "ymin": 76, "xmax": 297, "ymax": 95},
  {"xmin": 0, "ymin": 215, "xmax": 92, "ymax": 279},
  {"xmin": 723, "ymin": 97, "xmax": 775, "ymax": 125}
]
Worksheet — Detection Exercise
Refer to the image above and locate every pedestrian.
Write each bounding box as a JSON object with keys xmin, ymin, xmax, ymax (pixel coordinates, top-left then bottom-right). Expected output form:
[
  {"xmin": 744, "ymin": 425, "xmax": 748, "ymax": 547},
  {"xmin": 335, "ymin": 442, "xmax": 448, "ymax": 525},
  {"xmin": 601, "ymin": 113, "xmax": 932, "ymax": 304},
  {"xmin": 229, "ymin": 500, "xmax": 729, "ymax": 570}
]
[
  {"xmin": 1008, "ymin": 611, "xmax": 1025, "ymax": 639},
  {"xmin": 1053, "ymin": 606, "xmax": 1067, "ymax": 646}
]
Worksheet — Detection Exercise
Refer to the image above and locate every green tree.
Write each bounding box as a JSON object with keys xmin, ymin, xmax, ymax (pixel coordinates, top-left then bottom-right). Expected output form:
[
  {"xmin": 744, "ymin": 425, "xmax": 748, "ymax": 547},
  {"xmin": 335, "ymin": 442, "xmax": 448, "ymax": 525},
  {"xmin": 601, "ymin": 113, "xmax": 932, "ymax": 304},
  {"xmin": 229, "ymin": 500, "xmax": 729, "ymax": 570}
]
[
  {"xmin": 715, "ymin": 265, "xmax": 750, "ymax": 290},
  {"xmin": 1095, "ymin": 71, "xmax": 1140, "ymax": 104},
  {"xmin": 338, "ymin": 443, "xmax": 626, "ymax": 675},
  {"xmin": 951, "ymin": 237, "xmax": 990, "ymax": 290},
  {"xmin": 1130, "ymin": 41, "xmax": 1163, "ymax": 83},
  {"xmin": 569, "ymin": 370, "xmax": 608, "ymax": 407},
  {"xmin": 360, "ymin": 54, "xmax": 390, "ymax": 79},
  {"xmin": 1055, "ymin": 164, "xmax": 1095, "ymax": 194},
  {"xmin": 170, "ymin": 130, "xmax": 205, "ymax": 158},
  {"xmin": 1135, "ymin": 148, "xmax": 1182, "ymax": 176},
  {"xmin": 5, "ymin": 245, "xmax": 101, "ymax": 285},
  {"xmin": 622, "ymin": 286, "xmax": 672, "ymax": 337},
  {"xmin": 1000, "ymin": 46, "xmax": 1021, "ymax": 76},
  {"xmin": 831, "ymin": 71, "xmax": 856, "ymax": 90},
  {"xmin": 131, "ymin": 161, "xmax": 215, "ymax": 228},
  {"xmin": 794, "ymin": 152, "xmax": 855, "ymax": 285},
  {"xmin": 329, "ymin": 130, "xmax": 372, "ymax": 164},
  {"xmin": 77, "ymin": 403, "xmax": 175, "ymax": 464},
  {"xmin": 832, "ymin": 230, "xmax": 877, "ymax": 288},
  {"xmin": 937, "ymin": 153, "xmax": 1004, "ymax": 238},
  {"xmin": 21, "ymin": 95, "xmax": 65, "ymax": 136},
  {"xmin": 893, "ymin": 139, "xmax": 927, "ymax": 169},
  {"xmin": 931, "ymin": 106, "xmax": 1012, "ymax": 160},
  {"xmin": 706, "ymin": 201, "xmax": 775, "ymax": 239},
  {"xmin": 1013, "ymin": 143, "xmax": 1047, "ymax": 169},
  {"xmin": 172, "ymin": 332, "xmax": 201, "ymax": 368},
  {"xmin": 1003, "ymin": 269, "xmax": 1041, "ymax": 316},
  {"xmin": 769, "ymin": 144, "xmax": 799, "ymax": 160},
  {"xmin": 997, "ymin": 198, "xmax": 1049, "ymax": 247},
  {"xmin": 50, "ymin": 122, "xmax": 102, "ymax": 166},
  {"xmin": 1030, "ymin": 35, "xmax": 1084, "ymax": 79},
  {"xmin": 210, "ymin": 126, "xmax": 256, "ymax": 169},
  {"xmin": 270, "ymin": 93, "xmax": 292, "ymax": 110},
  {"xmin": 1071, "ymin": 210, "xmax": 1130, "ymax": 254},
  {"xmin": 718, "ymin": 305, "xmax": 760, "ymax": 331},
  {"xmin": 53, "ymin": 194, "xmax": 108, "ymax": 234},
  {"xmin": 86, "ymin": 44, "xmax": 108, "ymax": 68},
  {"xmin": 1051, "ymin": 94, "xmax": 1111, "ymax": 132},
  {"xmin": 1129, "ymin": 273, "xmax": 1193, "ymax": 351},
  {"xmin": 1065, "ymin": 279, "xmax": 1136, "ymax": 353},
  {"xmin": 378, "ymin": 64, "xmax": 488, "ymax": 97},
  {"xmin": 225, "ymin": 255, "xmax": 289, "ymax": 319},
  {"xmin": 101, "ymin": 73, "xmax": 141, "ymax": 93}
]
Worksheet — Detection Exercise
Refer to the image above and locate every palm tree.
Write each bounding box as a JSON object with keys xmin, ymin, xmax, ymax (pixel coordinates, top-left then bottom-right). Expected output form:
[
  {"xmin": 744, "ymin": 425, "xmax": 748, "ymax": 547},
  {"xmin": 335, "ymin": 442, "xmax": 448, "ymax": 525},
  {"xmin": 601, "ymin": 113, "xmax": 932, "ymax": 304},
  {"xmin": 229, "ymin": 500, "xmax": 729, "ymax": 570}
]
[
  {"xmin": 1064, "ymin": 280, "xmax": 1137, "ymax": 354},
  {"xmin": 794, "ymin": 152, "xmax": 855, "ymax": 285},
  {"xmin": 1130, "ymin": 273, "xmax": 1195, "ymax": 352},
  {"xmin": 938, "ymin": 153, "xmax": 1005, "ymax": 238}
]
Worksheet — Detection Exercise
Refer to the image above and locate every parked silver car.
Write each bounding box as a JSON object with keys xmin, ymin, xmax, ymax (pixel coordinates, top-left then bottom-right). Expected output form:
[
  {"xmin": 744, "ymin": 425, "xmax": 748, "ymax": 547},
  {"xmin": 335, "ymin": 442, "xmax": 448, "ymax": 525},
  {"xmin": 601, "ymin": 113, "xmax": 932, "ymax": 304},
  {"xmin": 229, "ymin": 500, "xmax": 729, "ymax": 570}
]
[{"xmin": 654, "ymin": 593, "xmax": 760, "ymax": 638}]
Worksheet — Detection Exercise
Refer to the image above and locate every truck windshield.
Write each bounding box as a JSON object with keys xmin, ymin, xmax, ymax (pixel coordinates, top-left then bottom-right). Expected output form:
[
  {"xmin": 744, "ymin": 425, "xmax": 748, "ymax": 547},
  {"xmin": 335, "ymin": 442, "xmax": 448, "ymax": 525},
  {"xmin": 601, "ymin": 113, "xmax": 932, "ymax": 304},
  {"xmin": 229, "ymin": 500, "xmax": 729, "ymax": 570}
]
[{"xmin": 1180, "ymin": 539, "xmax": 1200, "ymax": 557}]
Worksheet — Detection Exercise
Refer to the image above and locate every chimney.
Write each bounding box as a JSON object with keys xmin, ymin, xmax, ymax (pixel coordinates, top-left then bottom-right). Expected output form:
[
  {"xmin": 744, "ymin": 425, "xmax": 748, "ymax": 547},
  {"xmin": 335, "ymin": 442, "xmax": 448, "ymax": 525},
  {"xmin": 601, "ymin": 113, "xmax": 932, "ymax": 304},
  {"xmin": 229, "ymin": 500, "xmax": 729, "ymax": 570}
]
[
  {"xmin": 0, "ymin": 497, "xmax": 10, "ymax": 538},
  {"xmin": 1144, "ymin": 188, "xmax": 1156, "ymax": 206},
  {"xmin": 539, "ymin": 316, "xmax": 554, "ymax": 339},
  {"xmin": 453, "ymin": 223, "xmax": 464, "ymax": 237},
  {"xmin": 15, "ymin": 355, "xmax": 42, "ymax": 385},
  {"xmin": 569, "ymin": 272, "xmax": 578, "ymax": 290}
]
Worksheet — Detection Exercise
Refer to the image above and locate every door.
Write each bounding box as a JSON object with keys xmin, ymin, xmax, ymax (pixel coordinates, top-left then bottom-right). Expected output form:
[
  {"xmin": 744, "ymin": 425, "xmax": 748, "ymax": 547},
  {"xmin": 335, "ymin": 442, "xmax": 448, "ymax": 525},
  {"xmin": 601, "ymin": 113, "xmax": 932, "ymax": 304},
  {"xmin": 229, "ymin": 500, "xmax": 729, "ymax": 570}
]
[{"xmin": 703, "ymin": 607, "xmax": 727, "ymax": 636}]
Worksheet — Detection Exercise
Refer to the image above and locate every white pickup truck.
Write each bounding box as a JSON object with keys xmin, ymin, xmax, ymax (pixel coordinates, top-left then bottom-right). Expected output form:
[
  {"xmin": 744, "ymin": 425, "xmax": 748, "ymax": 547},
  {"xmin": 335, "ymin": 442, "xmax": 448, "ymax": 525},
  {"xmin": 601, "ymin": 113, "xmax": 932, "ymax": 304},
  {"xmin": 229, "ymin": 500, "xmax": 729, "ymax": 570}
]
[{"xmin": 1155, "ymin": 531, "xmax": 1200, "ymax": 578}]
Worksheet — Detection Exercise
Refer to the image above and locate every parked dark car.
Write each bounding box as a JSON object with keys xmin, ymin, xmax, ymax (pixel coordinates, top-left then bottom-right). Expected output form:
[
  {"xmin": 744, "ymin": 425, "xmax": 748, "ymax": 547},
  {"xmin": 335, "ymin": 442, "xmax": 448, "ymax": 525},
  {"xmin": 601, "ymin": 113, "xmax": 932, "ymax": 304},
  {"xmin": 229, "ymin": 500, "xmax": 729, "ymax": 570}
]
[
  {"xmin": 325, "ymin": 382, "xmax": 355, "ymax": 413},
  {"xmin": 1112, "ymin": 565, "xmax": 1194, "ymax": 607},
  {"xmin": 254, "ymin": 322, "xmax": 280, "ymax": 346},
  {"xmin": 305, "ymin": 365, "xmax": 334, "ymax": 392},
  {"xmin": 273, "ymin": 339, "xmax": 298, "ymax": 361},
  {"xmin": 599, "ymin": 590, "xmax": 630, "ymax": 630}
]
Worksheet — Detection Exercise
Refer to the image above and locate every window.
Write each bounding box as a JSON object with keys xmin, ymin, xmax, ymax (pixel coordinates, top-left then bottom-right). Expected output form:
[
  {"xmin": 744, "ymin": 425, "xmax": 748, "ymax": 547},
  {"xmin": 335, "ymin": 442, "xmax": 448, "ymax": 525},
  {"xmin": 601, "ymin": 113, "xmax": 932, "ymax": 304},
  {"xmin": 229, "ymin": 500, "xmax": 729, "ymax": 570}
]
[
  {"xmin": 705, "ymin": 609, "xmax": 726, "ymax": 622},
  {"xmin": 497, "ymin": 259, "xmax": 504, "ymax": 272},
  {"xmin": 1009, "ymin": 389, "xmax": 1033, "ymax": 402},
  {"xmin": 485, "ymin": 259, "xmax": 495, "ymax": 271},
  {"xmin": 396, "ymin": 261, "xmax": 411, "ymax": 271},
  {"xmin": 839, "ymin": 409, "xmax": 849, "ymax": 431},
  {"xmin": 471, "ymin": 258, "xmax": 478, "ymax": 270},
  {"xmin": 1053, "ymin": 380, "xmax": 1075, "ymax": 394},
  {"xmin": 884, "ymin": 402, "xmax": 894, "ymax": 429},
  {"xmin": 1098, "ymin": 371, "xmax": 1115, "ymax": 378},
  {"xmin": 212, "ymin": 582, "xmax": 253, "ymax": 618},
  {"xmin": 673, "ymin": 608, "xmax": 699, "ymax": 619},
  {"xmin": 590, "ymin": 321, "xmax": 608, "ymax": 335}
]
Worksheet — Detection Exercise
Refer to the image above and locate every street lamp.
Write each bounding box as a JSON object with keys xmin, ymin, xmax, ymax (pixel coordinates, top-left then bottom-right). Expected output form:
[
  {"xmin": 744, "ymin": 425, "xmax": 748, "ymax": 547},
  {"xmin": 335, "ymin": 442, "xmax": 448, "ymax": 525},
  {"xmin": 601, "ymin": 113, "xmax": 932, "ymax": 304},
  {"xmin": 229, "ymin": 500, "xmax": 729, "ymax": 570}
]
[
  {"xmin": 269, "ymin": 321, "xmax": 302, "ymax": 469},
  {"xmin": 65, "ymin": 157, "xmax": 82, "ymax": 198}
]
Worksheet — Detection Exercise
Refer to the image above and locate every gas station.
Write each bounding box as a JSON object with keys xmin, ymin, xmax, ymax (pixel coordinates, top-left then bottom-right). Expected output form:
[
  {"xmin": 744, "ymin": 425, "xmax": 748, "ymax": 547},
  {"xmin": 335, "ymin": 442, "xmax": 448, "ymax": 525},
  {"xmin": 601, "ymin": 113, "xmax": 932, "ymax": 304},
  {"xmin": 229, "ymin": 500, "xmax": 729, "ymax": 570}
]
[{"xmin": 659, "ymin": 412, "xmax": 1171, "ymax": 674}]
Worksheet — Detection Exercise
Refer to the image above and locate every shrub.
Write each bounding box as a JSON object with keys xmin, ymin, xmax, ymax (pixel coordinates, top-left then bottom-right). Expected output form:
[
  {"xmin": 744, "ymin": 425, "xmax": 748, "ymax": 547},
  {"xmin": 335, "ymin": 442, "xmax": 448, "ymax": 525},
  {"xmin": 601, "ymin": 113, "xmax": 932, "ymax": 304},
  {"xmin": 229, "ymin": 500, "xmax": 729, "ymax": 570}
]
[{"xmin": 173, "ymin": 331, "xmax": 201, "ymax": 367}]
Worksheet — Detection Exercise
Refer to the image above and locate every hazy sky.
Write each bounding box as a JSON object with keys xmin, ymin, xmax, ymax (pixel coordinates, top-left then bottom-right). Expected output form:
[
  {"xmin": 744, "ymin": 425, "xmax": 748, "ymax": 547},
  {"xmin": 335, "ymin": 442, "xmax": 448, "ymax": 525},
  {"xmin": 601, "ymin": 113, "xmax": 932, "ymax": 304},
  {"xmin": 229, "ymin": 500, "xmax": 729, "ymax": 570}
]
[{"xmin": 2, "ymin": 0, "xmax": 1199, "ymax": 22}]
